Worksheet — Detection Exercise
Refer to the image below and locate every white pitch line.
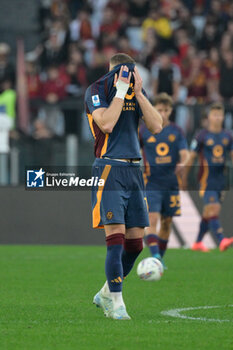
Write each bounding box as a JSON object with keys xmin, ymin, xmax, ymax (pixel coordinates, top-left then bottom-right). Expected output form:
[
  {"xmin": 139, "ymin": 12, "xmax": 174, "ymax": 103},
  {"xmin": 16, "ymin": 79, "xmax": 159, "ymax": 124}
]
[{"xmin": 161, "ymin": 305, "xmax": 233, "ymax": 323}]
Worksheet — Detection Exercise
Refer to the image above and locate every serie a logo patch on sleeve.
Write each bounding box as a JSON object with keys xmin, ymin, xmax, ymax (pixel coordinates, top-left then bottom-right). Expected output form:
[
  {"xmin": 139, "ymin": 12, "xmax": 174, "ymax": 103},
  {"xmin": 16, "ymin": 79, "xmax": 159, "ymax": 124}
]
[{"xmin": 92, "ymin": 95, "xmax": 100, "ymax": 107}]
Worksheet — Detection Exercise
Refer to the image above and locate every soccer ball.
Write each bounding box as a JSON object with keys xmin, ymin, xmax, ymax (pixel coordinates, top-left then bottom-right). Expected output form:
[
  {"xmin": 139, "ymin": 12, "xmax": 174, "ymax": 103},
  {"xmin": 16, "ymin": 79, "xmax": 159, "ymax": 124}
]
[{"xmin": 137, "ymin": 257, "xmax": 164, "ymax": 281}]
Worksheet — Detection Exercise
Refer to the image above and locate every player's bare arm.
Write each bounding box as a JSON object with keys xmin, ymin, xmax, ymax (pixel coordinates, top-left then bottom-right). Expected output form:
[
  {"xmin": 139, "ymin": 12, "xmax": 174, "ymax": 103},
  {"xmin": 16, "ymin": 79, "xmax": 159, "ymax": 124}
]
[
  {"xmin": 175, "ymin": 149, "xmax": 190, "ymax": 175},
  {"xmin": 133, "ymin": 67, "xmax": 163, "ymax": 134},
  {"xmin": 92, "ymin": 66, "xmax": 132, "ymax": 134},
  {"xmin": 182, "ymin": 150, "xmax": 197, "ymax": 189}
]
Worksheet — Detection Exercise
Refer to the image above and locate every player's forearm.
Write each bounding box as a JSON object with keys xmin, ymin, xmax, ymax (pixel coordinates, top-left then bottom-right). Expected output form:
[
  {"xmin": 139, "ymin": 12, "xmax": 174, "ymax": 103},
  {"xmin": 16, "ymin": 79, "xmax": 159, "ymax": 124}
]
[
  {"xmin": 184, "ymin": 151, "xmax": 197, "ymax": 176},
  {"xmin": 136, "ymin": 92, "xmax": 163, "ymax": 134},
  {"xmin": 179, "ymin": 150, "xmax": 190, "ymax": 166},
  {"xmin": 100, "ymin": 98, "xmax": 124, "ymax": 133}
]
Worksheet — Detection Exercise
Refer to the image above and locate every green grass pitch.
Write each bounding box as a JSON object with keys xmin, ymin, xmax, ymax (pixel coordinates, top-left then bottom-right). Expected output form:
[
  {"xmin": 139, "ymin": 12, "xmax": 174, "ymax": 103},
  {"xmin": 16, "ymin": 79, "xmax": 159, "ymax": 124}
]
[{"xmin": 0, "ymin": 245, "xmax": 232, "ymax": 350}]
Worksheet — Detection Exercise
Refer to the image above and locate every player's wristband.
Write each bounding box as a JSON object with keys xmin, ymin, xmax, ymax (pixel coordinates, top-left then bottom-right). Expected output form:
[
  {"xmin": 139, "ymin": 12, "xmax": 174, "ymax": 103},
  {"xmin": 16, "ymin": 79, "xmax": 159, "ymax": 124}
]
[{"xmin": 115, "ymin": 80, "xmax": 129, "ymax": 100}]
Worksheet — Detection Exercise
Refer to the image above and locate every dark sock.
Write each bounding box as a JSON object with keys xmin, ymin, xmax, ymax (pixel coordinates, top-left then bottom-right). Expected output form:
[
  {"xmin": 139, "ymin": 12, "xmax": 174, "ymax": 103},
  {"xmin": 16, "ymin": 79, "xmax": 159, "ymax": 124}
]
[
  {"xmin": 157, "ymin": 237, "xmax": 168, "ymax": 257},
  {"xmin": 208, "ymin": 217, "xmax": 224, "ymax": 244},
  {"xmin": 105, "ymin": 233, "xmax": 124, "ymax": 292},
  {"xmin": 145, "ymin": 234, "xmax": 160, "ymax": 256},
  {"xmin": 196, "ymin": 218, "xmax": 209, "ymax": 242},
  {"xmin": 122, "ymin": 238, "xmax": 143, "ymax": 278}
]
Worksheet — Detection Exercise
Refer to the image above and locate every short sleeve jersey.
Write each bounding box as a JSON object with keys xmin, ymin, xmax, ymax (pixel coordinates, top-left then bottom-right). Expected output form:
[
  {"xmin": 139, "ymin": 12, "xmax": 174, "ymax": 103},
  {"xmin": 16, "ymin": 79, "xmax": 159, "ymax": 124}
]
[
  {"xmin": 190, "ymin": 129, "xmax": 233, "ymax": 188},
  {"xmin": 85, "ymin": 63, "xmax": 147, "ymax": 159},
  {"xmin": 140, "ymin": 123, "xmax": 188, "ymax": 189}
]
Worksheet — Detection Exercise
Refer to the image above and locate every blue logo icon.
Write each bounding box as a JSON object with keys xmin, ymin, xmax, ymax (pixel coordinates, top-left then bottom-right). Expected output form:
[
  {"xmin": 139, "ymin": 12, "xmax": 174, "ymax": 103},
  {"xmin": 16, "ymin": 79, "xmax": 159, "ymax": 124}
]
[
  {"xmin": 92, "ymin": 94, "xmax": 100, "ymax": 107},
  {"xmin": 27, "ymin": 168, "xmax": 45, "ymax": 188}
]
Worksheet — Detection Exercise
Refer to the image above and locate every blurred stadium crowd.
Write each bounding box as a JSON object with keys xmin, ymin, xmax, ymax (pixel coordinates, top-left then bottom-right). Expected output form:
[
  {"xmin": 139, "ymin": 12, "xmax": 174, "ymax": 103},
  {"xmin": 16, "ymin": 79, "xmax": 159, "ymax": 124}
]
[{"xmin": 0, "ymin": 0, "xmax": 233, "ymax": 177}]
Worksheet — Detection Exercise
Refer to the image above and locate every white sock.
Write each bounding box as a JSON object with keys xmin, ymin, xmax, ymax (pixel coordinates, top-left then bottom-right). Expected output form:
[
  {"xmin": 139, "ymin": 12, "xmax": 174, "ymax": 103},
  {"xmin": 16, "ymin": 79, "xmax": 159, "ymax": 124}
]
[
  {"xmin": 111, "ymin": 292, "xmax": 125, "ymax": 310},
  {"xmin": 101, "ymin": 281, "xmax": 110, "ymax": 296}
]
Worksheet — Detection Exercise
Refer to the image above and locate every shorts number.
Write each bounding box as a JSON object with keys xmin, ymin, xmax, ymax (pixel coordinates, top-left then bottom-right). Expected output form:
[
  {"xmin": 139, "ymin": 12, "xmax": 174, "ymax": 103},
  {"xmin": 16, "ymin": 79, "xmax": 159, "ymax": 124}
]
[{"xmin": 170, "ymin": 195, "xmax": 180, "ymax": 208}]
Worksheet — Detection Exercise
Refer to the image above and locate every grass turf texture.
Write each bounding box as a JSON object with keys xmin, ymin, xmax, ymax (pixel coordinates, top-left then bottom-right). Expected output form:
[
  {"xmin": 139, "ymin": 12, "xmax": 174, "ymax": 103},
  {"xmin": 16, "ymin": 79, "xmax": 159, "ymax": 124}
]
[{"xmin": 0, "ymin": 246, "xmax": 232, "ymax": 350}]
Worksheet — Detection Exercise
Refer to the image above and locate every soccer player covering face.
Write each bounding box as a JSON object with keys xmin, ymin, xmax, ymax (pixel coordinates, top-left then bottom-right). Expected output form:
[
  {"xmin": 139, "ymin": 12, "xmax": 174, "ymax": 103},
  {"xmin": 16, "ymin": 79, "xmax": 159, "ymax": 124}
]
[
  {"xmin": 140, "ymin": 93, "xmax": 189, "ymax": 266},
  {"xmin": 85, "ymin": 53, "xmax": 162, "ymax": 320},
  {"xmin": 185, "ymin": 103, "xmax": 233, "ymax": 252}
]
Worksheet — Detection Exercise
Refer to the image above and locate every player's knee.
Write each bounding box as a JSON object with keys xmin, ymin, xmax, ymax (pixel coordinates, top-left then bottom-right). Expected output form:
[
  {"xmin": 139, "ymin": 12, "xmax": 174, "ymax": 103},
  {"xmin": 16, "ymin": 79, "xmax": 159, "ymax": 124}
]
[
  {"xmin": 105, "ymin": 224, "xmax": 125, "ymax": 236},
  {"xmin": 204, "ymin": 204, "xmax": 220, "ymax": 218},
  {"xmin": 126, "ymin": 227, "xmax": 144, "ymax": 239},
  {"xmin": 148, "ymin": 213, "xmax": 159, "ymax": 230}
]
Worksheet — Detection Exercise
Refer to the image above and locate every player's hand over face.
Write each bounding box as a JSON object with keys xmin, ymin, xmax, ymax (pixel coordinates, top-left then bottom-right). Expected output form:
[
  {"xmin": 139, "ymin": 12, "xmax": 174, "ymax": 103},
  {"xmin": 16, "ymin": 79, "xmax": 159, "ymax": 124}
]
[
  {"xmin": 114, "ymin": 65, "xmax": 132, "ymax": 86},
  {"xmin": 133, "ymin": 67, "xmax": 143, "ymax": 96}
]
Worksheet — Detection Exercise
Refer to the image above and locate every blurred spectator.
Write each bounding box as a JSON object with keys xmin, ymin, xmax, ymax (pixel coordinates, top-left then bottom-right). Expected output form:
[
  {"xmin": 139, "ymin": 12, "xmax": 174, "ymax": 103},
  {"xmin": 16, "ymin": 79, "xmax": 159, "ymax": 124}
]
[
  {"xmin": 25, "ymin": 54, "xmax": 42, "ymax": 99},
  {"xmin": 204, "ymin": 48, "xmax": 221, "ymax": 102},
  {"xmin": 51, "ymin": 19, "xmax": 70, "ymax": 47},
  {"xmin": 70, "ymin": 9, "xmax": 95, "ymax": 42},
  {"xmin": 87, "ymin": 45, "xmax": 108, "ymax": 84},
  {"xmin": 33, "ymin": 62, "xmax": 65, "ymax": 164},
  {"xmin": 220, "ymin": 32, "xmax": 233, "ymax": 54},
  {"xmin": 67, "ymin": 47, "xmax": 87, "ymax": 88},
  {"xmin": 107, "ymin": 0, "xmax": 128, "ymax": 17},
  {"xmin": 33, "ymin": 107, "xmax": 64, "ymax": 139},
  {"xmin": 175, "ymin": 5, "xmax": 195, "ymax": 37},
  {"xmin": 197, "ymin": 22, "xmax": 220, "ymax": 53},
  {"xmin": 182, "ymin": 56, "xmax": 210, "ymax": 103},
  {"xmin": 99, "ymin": 7, "xmax": 121, "ymax": 42},
  {"xmin": 41, "ymin": 64, "xmax": 67, "ymax": 102},
  {"xmin": 151, "ymin": 53, "xmax": 181, "ymax": 101},
  {"xmin": 69, "ymin": 0, "xmax": 86, "ymax": 19},
  {"xmin": 140, "ymin": 28, "xmax": 159, "ymax": 69},
  {"xmin": 32, "ymin": 105, "xmax": 64, "ymax": 165},
  {"xmin": 50, "ymin": 0, "xmax": 70, "ymax": 21},
  {"xmin": 40, "ymin": 30, "xmax": 68, "ymax": 69},
  {"xmin": 117, "ymin": 36, "xmax": 137, "ymax": 59},
  {"xmin": 174, "ymin": 29, "xmax": 190, "ymax": 62},
  {"xmin": 0, "ymin": 43, "xmax": 15, "ymax": 87},
  {"xmin": 142, "ymin": 7, "xmax": 173, "ymax": 52},
  {"xmin": 219, "ymin": 50, "xmax": 233, "ymax": 103},
  {"xmin": 0, "ymin": 79, "xmax": 16, "ymax": 129},
  {"xmin": 128, "ymin": 0, "xmax": 150, "ymax": 26},
  {"xmin": 62, "ymin": 60, "xmax": 86, "ymax": 134},
  {"xmin": 191, "ymin": 4, "xmax": 206, "ymax": 39},
  {"xmin": 207, "ymin": 0, "xmax": 226, "ymax": 37},
  {"xmin": 88, "ymin": 0, "xmax": 108, "ymax": 24}
]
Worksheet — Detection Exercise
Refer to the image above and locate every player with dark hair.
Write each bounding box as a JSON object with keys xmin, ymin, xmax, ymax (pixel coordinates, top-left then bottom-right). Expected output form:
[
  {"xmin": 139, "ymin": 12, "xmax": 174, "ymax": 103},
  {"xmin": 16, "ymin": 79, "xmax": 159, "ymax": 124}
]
[
  {"xmin": 85, "ymin": 53, "xmax": 163, "ymax": 320},
  {"xmin": 140, "ymin": 93, "xmax": 189, "ymax": 265},
  {"xmin": 185, "ymin": 103, "xmax": 233, "ymax": 252}
]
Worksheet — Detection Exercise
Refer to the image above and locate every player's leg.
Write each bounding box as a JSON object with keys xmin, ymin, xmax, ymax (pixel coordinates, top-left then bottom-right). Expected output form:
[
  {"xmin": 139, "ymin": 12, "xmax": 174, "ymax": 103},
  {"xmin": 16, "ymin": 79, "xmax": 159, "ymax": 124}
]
[
  {"xmin": 192, "ymin": 204, "xmax": 210, "ymax": 252},
  {"xmin": 144, "ymin": 212, "xmax": 161, "ymax": 258},
  {"xmin": 93, "ymin": 223, "xmax": 127, "ymax": 318},
  {"xmin": 203, "ymin": 192, "xmax": 233, "ymax": 251},
  {"xmin": 144, "ymin": 189, "xmax": 162, "ymax": 258},
  {"xmin": 123, "ymin": 169, "xmax": 149, "ymax": 276},
  {"xmin": 92, "ymin": 161, "xmax": 130, "ymax": 319},
  {"xmin": 155, "ymin": 191, "xmax": 180, "ymax": 259},
  {"xmin": 122, "ymin": 227, "xmax": 144, "ymax": 279},
  {"xmin": 156, "ymin": 215, "xmax": 172, "ymax": 258},
  {"xmin": 103, "ymin": 224, "xmax": 133, "ymax": 319}
]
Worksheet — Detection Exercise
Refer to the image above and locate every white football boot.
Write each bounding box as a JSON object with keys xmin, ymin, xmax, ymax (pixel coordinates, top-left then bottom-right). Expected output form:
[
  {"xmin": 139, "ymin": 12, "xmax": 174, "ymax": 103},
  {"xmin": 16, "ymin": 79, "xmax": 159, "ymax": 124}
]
[
  {"xmin": 93, "ymin": 291, "xmax": 113, "ymax": 317},
  {"xmin": 110, "ymin": 305, "xmax": 131, "ymax": 320}
]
